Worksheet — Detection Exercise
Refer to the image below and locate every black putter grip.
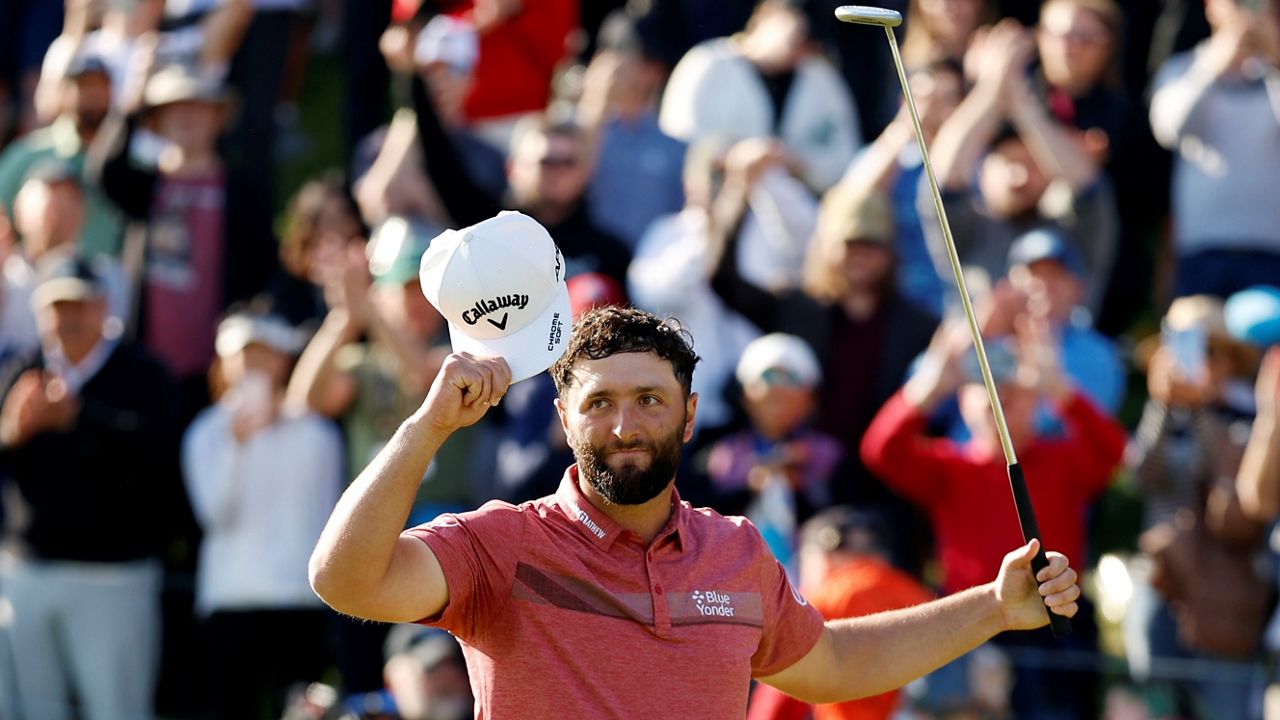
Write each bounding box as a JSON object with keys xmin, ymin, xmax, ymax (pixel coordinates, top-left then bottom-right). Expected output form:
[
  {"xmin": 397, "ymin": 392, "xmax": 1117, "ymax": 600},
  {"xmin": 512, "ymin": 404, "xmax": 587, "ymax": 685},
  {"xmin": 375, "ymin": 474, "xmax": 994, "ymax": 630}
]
[{"xmin": 1007, "ymin": 463, "xmax": 1072, "ymax": 638}]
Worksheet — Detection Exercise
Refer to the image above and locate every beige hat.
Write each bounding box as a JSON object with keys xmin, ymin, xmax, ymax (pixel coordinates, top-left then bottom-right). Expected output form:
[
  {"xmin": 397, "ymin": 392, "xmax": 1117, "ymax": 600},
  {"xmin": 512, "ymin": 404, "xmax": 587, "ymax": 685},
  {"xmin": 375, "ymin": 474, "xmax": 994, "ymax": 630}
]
[
  {"xmin": 1135, "ymin": 295, "xmax": 1259, "ymax": 376},
  {"xmin": 817, "ymin": 187, "xmax": 895, "ymax": 246}
]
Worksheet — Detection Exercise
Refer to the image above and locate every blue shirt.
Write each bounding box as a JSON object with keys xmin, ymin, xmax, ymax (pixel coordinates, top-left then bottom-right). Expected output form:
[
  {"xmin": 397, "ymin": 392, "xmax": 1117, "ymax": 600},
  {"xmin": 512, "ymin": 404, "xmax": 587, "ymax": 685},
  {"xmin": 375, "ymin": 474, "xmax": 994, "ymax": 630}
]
[{"xmin": 588, "ymin": 115, "xmax": 686, "ymax": 250}]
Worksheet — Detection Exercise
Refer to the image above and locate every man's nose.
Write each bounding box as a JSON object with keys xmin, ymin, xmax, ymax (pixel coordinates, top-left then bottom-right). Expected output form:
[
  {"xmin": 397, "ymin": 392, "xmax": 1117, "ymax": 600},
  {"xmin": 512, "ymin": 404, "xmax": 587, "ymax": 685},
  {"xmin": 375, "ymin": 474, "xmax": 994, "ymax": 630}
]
[{"xmin": 612, "ymin": 405, "xmax": 641, "ymax": 442}]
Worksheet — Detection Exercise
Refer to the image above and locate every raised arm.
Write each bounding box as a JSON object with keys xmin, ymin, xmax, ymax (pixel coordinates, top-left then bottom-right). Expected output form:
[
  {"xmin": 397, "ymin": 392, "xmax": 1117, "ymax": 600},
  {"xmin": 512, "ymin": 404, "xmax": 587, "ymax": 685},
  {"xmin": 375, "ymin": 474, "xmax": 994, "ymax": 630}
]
[
  {"xmin": 760, "ymin": 540, "xmax": 1079, "ymax": 702},
  {"xmin": 1150, "ymin": 18, "xmax": 1255, "ymax": 147},
  {"xmin": 1238, "ymin": 347, "xmax": 1280, "ymax": 521},
  {"xmin": 308, "ymin": 352, "xmax": 511, "ymax": 622}
]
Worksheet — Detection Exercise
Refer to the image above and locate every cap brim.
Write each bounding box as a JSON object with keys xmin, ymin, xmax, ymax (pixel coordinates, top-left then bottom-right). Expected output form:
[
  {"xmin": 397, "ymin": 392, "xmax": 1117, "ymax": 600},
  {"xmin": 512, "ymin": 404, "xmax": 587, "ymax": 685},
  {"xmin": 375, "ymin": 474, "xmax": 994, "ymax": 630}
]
[{"xmin": 446, "ymin": 282, "xmax": 572, "ymax": 384}]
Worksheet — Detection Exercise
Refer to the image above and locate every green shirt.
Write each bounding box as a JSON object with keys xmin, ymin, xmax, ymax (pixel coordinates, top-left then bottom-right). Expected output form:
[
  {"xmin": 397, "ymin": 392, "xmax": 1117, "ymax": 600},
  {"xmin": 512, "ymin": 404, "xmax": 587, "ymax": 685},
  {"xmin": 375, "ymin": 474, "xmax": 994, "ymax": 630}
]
[{"xmin": 0, "ymin": 116, "xmax": 125, "ymax": 258}]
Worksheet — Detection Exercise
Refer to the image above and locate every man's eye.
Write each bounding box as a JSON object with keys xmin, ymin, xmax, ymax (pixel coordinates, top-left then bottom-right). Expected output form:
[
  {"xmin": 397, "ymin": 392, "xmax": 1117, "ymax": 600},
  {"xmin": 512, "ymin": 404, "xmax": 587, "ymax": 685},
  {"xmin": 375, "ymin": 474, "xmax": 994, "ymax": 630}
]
[
  {"xmin": 639, "ymin": 395, "xmax": 659, "ymax": 406},
  {"xmin": 590, "ymin": 398, "xmax": 609, "ymax": 410}
]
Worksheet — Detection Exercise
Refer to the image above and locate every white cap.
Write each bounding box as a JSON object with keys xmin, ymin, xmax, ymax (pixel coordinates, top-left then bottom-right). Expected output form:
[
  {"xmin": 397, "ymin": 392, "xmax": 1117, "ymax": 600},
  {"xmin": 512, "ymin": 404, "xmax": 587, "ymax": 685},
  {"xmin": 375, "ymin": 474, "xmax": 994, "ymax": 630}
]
[
  {"xmin": 735, "ymin": 333, "xmax": 822, "ymax": 388},
  {"xmin": 215, "ymin": 313, "xmax": 303, "ymax": 358},
  {"xmin": 419, "ymin": 211, "xmax": 572, "ymax": 383}
]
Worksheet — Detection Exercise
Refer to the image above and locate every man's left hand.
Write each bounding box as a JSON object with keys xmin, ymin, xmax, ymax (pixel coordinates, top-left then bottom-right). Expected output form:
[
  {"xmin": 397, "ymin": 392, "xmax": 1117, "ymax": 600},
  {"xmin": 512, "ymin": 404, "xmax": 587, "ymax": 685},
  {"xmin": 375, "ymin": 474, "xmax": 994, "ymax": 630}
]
[{"xmin": 995, "ymin": 539, "xmax": 1080, "ymax": 631}]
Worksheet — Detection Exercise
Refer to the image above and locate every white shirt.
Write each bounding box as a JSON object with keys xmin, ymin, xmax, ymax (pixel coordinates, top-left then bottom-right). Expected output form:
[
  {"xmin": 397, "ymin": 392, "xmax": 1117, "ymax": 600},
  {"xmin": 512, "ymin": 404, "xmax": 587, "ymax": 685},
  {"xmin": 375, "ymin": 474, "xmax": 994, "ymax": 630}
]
[
  {"xmin": 182, "ymin": 402, "xmax": 343, "ymax": 615},
  {"xmin": 659, "ymin": 38, "xmax": 862, "ymax": 191},
  {"xmin": 0, "ymin": 255, "xmax": 38, "ymax": 357}
]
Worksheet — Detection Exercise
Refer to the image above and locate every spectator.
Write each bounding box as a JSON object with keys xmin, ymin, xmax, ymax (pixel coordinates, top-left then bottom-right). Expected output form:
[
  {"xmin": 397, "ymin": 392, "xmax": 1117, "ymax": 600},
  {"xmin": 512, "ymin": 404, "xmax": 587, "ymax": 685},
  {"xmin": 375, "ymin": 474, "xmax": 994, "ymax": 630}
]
[
  {"xmin": 837, "ymin": 58, "xmax": 965, "ymax": 317},
  {"xmin": 900, "ymin": 0, "xmax": 997, "ymax": 67},
  {"xmin": 0, "ymin": 202, "xmax": 32, "ymax": 361},
  {"xmin": 357, "ymin": 13, "xmax": 505, "ymax": 228},
  {"xmin": 381, "ymin": 626, "xmax": 473, "ymax": 720},
  {"xmin": 0, "ymin": 51, "xmax": 123, "ymax": 259},
  {"xmin": 1126, "ymin": 294, "xmax": 1268, "ymax": 719},
  {"xmin": 446, "ymin": 0, "xmax": 578, "ymax": 150},
  {"xmin": 860, "ymin": 314, "xmax": 1126, "ymax": 719},
  {"xmin": 705, "ymin": 333, "xmax": 843, "ymax": 575},
  {"xmin": 627, "ymin": 136, "xmax": 761, "ymax": 438},
  {"xmin": 90, "ymin": 63, "xmax": 277, "ymax": 420},
  {"xmin": 712, "ymin": 183, "xmax": 938, "ymax": 573},
  {"xmin": 962, "ymin": 228, "xmax": 1125, "ymax": 427},
  {"xmin": 578, "ymin": 12, "xmax": 687, "ymax": 251},
  {"xmin": 409, "ymin": 67, "xmax": 632, "ymax": 287},
  {"xmin": 10, "ymin": 161, "xmax": 129, "ymax": 324},
  {"xmin": 658, "ymin": 0, "xmax": 862, "ymax": 192},
  {"xmin": 926, "ymin": 18, "xmax": 1119, "ymax": 314},
  {"xmin": 268, "ymin": 172, "xmax": 365, "ymax": 327},
  {"xmin": 183, "ymin": 309, "xmax": 342, "ymax": 720},
  {"xmin": 747, "ymin": 507, "xmax": 934, "ymax": 720},
  {"xmin": 0, "ymin": 256, "xmax": 182, "ymax": 720},
  {"xmin": 1149, "ymin": 0, "xmax": 1280, "ymax": 299},
  {"xmin": 1034, "ymin": 0, "xmax": 1169, "ymax": 336}
]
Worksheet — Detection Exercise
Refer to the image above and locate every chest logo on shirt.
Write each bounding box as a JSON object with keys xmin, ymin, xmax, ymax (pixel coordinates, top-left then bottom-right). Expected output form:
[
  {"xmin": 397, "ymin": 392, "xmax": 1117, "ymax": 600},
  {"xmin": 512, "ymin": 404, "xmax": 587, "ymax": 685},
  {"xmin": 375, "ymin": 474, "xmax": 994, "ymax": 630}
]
[{"xmin": 691, "ymin": 589, "xmax": 736, "ymax": 618}]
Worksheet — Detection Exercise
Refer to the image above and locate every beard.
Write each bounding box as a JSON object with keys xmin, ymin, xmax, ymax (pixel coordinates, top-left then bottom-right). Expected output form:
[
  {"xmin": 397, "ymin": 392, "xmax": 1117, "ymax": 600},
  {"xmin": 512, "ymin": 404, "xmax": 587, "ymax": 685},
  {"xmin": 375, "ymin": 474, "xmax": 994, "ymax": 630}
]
[{"xmin": 569, "ymin": 415, "xmax": 685, "ymax": 506}]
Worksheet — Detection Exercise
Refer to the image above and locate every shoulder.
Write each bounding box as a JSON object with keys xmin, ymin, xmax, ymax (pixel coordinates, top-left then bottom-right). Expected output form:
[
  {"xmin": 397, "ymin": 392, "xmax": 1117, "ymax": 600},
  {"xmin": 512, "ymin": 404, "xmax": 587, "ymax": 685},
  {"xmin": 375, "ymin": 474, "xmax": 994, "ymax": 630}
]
[
  {"xmin": 1153, "ymin": 50, "xmax": 1197, "ymax": 87},
  {"xmin": 681, "ymin": 503, "xmax": 772, "ymax": 552}
]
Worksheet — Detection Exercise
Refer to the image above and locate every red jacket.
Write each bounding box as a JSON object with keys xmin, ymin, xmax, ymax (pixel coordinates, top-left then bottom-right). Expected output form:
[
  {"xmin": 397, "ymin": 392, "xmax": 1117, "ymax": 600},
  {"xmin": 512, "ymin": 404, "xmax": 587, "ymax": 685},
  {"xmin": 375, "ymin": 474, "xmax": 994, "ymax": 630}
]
[
  {"xmin": 453, "ymin": 0, "xmax": 578, "ymax": 120},
  {"xmin": 860, "ymin": 390, "xmax": 1125, "ymax": 595}
]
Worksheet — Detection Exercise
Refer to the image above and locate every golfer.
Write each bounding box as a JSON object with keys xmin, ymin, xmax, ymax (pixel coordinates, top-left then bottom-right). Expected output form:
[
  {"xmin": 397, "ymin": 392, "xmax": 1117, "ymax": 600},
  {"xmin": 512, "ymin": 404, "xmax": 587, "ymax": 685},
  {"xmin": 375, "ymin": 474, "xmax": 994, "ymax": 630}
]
[{"xmin": 308, "ymin": 214, "xmax": 1079, "ymax": 718}]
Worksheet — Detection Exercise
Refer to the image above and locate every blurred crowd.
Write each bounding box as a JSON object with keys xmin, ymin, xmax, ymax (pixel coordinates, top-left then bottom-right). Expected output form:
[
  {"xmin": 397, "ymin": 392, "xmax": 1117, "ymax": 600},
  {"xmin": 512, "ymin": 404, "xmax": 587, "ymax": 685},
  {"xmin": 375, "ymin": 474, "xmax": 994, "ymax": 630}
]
[{"xmin": 0, "ymin": 0, "xmax": 1279, "ymax": 718}]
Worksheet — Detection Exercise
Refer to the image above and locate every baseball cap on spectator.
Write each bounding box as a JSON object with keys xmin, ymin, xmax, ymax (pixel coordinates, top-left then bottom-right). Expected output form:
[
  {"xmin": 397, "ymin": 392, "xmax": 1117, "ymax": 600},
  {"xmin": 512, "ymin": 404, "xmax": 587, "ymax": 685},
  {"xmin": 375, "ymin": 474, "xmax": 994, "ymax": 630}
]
[
  {"xmin": 215, "ymin": 311, "xmax": 304, "ymax": 358},
  {"xmin": 30, "ymin": 255, "xmax": 104, "ymax": 309},
  {"xmin": 143, "ymin": 65, "xmax": 230, "ymax": 108},
  {"xmin": 566, "ymin": 272, "xmax": 625, "ymax": 321},
  {"xmin": 818, "ymin": 187, "xmax": 894, "ymax": 246},
  {"xmin": 413, "ymin": 15, "xmax": 478, "ymax": 72},
  {"xmin": 736, "ymin": 333, "xmax": 822, "ymax": 389},
  {"xmin": 66, "ymin": 51, "xmax": 110, "ymax": 79},
  {"xmin": 1007, "ymin": 227, "xmax": 1085, "ymax": 277},
  {"xmin": 383, "ymin": 624, "xmax": 464, "ymax": 669},
  {"xmin": 1225, "ymin": 285, "xmax": 1280, "ymax": 347},
  {"xmin": 367, "ymin": 216, "xmax": 437, "ymax": 286},
  {"xmin": 418, "ymin": 211, "xmax": 572, "ymax": 383}
]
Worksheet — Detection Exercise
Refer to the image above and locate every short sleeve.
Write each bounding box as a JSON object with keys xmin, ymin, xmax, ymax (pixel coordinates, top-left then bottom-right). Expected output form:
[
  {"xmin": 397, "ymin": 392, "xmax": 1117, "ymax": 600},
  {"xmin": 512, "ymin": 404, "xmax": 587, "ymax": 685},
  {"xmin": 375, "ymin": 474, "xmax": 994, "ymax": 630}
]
[
  {"xmin": 403, "ymin": 500, "xmax": 525, "ymax": 641},
  {"xmin": 750, "ymin": 532, "xmax": 825, "ymax": 677}
]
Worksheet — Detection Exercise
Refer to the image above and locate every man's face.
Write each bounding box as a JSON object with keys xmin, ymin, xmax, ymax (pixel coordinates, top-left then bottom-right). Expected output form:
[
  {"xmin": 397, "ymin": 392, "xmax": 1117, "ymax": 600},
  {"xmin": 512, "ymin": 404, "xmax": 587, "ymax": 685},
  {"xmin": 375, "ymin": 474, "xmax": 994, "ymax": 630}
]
[
  {"xmin": 14, "ymin": 180, "xmax": 86, "ymax": 261},
  {"xmin": 509, "ymin": 132, "xmax": 589, "ymax": 212},
  {"xmin": 1009, "ymin": 258, "xmax": 1083, "ymax": 323},
  {"xmin": 556, "ymin": 352, "xmax": 697, "ymax": 506},
  {"xmin": 38, "ymin": 297, "xmax": 107, "ymax": 361},
  {"xmin": 371, "ymin": 279, "xmax": 445, "ymax": 343},
  {"xmin": 1037, "ymin": 3, "xmax": 1115, "ymax": 95},
  {"xmin": 979, "ymin": 137, "xmax": 1049, "ymax": 219},
  {"xmin": 838, "ymin": 240, "xmax": 895, "ymax": 293},
  {"xmin": 68, "ymin": 72, "xmax": 111, "ymax": 134},
  {"xmin": 742, "ymin": 370, "xmax": 816, "ymax": 441}
]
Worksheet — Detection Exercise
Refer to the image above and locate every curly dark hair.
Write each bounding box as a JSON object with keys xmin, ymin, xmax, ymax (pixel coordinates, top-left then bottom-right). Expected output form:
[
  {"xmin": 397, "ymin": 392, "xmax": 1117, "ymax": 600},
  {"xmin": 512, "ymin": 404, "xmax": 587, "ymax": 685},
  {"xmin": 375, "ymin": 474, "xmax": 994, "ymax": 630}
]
[{"xmin": 550, "ymin": 306, "xmax": 700, "ymax": 398}]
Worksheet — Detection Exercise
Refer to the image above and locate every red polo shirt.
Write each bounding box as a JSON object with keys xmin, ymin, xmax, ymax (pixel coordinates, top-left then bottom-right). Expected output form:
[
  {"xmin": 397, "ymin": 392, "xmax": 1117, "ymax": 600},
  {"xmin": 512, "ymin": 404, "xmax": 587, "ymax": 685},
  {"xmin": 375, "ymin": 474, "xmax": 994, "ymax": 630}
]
[{"xmin": 405, "ymin": 466, "xmax": 825, "ymax": 719}]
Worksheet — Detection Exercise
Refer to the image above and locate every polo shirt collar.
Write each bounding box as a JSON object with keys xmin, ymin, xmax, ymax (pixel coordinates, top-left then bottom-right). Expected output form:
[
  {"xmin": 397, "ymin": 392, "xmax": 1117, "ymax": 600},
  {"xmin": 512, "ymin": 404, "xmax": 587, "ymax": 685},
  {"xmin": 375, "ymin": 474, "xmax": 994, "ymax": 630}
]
[{"xmin": 555, "ymin": 465, "xmax": 688, "ymax": 552}]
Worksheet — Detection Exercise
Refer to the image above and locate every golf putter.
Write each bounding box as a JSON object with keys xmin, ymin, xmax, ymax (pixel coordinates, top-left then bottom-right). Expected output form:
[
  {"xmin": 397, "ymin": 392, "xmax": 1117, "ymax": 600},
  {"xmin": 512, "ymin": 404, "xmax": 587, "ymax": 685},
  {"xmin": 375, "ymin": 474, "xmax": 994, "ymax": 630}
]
[{"xmin": 836, "ymin": 4, "xmax": 1072, "ymax": 638}]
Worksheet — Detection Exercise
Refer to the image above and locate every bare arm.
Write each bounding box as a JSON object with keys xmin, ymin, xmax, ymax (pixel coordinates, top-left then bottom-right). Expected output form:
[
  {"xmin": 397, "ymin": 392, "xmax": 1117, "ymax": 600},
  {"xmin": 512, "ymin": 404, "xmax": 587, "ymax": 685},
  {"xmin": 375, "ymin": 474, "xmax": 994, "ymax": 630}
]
[
  {"xmin": 285, "ymin": 308, "xmax": 360, "ymax": 418},
  {"xmin": 837, "ymin": 112, "xmax": 915, "ymax": 196},
  {"xmin": 1238, "ymin": 348, "xmax": 1280, "ymax": 521},
  {"xmin": 760, "ymin": 540, "xmax": 1079, "ymax": 702},
  {"xmin": 1150, "ymin": 21, "xmax": 1253, "ymax": 147},
  {"xmin": 1007, "ymin": 78, "xmax": 1100, "ymax": 190},
  {"xmin": 309, "ymin": 352, "xmax": 511, "ymax": 622}
]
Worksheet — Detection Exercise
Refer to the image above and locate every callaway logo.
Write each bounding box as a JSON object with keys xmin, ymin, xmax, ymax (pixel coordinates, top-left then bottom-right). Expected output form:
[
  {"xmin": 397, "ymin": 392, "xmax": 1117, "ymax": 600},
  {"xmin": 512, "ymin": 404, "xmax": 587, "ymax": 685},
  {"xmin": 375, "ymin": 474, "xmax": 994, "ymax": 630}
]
[
  {"xmin": 462, "ymin": 294, "xmax": 530, "ymax": 329},
  {"xmin": 691, "ymin": 589, "xmax": 736, "ymax": 618}
]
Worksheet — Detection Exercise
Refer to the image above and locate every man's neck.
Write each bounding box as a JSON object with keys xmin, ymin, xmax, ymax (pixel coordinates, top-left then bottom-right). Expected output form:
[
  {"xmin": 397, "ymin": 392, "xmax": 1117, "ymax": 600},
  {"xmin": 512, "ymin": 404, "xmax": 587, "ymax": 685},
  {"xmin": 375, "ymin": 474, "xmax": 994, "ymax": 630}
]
[{"xmin": 577, "ymin": 475, "xmax": 675, "ymax": 544}]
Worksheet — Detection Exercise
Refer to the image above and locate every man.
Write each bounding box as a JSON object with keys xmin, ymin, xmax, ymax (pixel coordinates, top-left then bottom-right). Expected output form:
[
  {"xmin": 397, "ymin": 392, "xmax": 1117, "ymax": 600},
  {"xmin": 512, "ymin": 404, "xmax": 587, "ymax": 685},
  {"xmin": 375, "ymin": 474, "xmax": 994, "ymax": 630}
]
[
  {"xmin": 0, "ymin": 51, "xmax": 124, "ymax": 259},
  {"xmin": 926, "ymin": 18, "xmax": 1118, "ymax": 314},
  {"xmin": 309, "ymin": 302, "xmax": 1081, "ymax": 716},
  {"xmin": 1150, "ymin": 0, "xmax": 1280, "ymax": 299},
  {"xmin": 0, "ymin": 255, "xmax": 181, "ymax": 720}
]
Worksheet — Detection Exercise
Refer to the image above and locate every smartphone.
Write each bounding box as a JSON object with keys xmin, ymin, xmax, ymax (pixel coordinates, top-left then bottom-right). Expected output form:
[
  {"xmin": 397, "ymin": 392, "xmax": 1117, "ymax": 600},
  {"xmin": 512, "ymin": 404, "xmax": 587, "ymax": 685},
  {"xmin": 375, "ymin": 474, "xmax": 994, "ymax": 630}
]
[{"xmin": 1162, "ymin": 322, "xmax": 1207, "ymax": 381}]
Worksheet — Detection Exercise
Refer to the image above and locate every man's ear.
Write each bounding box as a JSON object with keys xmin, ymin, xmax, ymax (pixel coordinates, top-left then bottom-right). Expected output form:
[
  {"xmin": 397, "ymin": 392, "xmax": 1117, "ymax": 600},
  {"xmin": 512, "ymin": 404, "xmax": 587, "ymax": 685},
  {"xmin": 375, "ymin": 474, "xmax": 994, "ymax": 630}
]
[
  {"xmin": 683, "ymin": 392, "xmax": 698, "ymax": 443},
  {"xmin": 554, "ymin": 397, "xmax": 570, "ymax": 433}
]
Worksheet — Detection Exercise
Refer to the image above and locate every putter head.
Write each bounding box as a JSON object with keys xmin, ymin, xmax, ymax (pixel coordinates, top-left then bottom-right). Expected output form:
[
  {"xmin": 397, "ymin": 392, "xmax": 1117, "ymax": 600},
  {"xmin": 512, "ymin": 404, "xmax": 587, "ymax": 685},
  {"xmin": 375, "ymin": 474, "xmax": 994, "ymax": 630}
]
[{"xmin": 834, "ymin": 5, "xmax": 903, "ymax": 27}]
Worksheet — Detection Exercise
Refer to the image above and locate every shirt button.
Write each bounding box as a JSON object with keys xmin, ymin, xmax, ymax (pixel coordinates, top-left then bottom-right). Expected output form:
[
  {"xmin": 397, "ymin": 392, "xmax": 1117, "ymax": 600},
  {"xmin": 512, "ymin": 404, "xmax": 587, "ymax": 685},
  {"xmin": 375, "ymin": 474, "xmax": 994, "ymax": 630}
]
[{"xmin": 654, "ymin": 584, "xmax": 663, "ymax": 595}]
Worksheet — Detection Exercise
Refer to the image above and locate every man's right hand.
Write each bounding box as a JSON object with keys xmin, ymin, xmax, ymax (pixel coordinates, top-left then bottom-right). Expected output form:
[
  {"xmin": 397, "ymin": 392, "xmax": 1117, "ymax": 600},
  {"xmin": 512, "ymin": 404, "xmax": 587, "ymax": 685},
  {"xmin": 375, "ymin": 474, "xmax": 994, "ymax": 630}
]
[{"xmin": 420, "ymin": 352, "xmax": 512, "ymax": 434}]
